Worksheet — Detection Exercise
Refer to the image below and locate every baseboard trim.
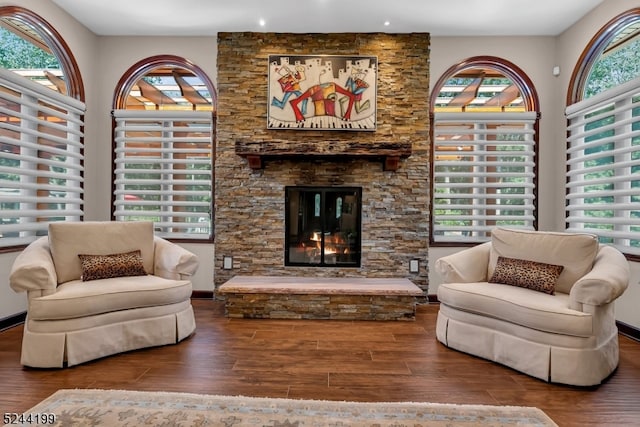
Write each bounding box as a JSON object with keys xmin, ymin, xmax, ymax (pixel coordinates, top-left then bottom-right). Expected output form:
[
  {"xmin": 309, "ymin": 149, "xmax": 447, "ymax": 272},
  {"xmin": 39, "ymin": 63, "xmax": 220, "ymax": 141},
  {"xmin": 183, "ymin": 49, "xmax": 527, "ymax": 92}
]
[
  {"xmin": 427, "ymin": 294, "xmax": 439, "ymax": 303},
  {"xmin": 192, "ymin": 290, "xmax": 214, "ymax": 299},
  {"xmin": 0, "ymin": 311, "xmax": 26, "ymax": 332},
  {"xmin": 617, "ymin": 320, "xmax": 640, "ymax": 342}
]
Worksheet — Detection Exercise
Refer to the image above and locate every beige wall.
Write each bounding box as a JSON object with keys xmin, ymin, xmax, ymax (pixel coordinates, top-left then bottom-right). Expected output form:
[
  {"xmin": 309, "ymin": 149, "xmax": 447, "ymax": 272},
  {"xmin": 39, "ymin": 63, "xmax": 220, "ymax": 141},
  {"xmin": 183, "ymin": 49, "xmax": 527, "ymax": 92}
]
[{"xmin": 1, "ymin": 0, "xmax": 639, "ymax": 330}]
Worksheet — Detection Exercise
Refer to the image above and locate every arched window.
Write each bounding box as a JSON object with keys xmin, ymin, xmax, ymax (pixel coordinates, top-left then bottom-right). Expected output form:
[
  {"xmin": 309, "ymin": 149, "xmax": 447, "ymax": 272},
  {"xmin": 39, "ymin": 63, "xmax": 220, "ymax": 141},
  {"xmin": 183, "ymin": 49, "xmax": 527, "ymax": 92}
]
[
  {"xmin": 112, "ymin": 55, "xmax": 216, "ymax": 241},
  {"xmin": 430, "ymin": 56, "xmax": 540, "ymax": 244},
  {"xmin": 0, "ymin": 7, "xmax": 85, "ymax": 249},
  {"xmin": 566, "ymin": 9, "xmax": 640, "ymax": 258}
]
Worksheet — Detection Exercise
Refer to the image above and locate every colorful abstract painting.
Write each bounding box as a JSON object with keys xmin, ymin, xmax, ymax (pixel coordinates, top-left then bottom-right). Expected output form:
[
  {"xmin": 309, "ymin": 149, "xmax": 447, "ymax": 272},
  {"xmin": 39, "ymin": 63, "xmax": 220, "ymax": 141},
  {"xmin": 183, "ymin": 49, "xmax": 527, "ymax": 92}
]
[{"xmin": 268, "ymin": 55, "xmax": 377, "ymax": 131}]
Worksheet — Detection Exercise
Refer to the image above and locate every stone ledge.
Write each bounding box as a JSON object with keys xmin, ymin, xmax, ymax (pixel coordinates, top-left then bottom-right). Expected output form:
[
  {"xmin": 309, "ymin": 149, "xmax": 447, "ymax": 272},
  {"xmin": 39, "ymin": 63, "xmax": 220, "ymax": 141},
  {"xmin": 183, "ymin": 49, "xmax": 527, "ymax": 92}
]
[
  {"xmin": 218, "ymin": 276, "xmax": 424, "ymax": 321},
  {"xmin": 218, "ymin": 276, "xmax": 424, "ymax": 296}
]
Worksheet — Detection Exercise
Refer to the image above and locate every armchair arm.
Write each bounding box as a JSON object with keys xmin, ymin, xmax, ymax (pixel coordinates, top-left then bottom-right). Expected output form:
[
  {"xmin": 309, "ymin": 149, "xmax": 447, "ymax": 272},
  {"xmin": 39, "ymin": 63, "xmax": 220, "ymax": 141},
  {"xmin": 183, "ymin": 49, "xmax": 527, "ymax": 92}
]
[
  {"xmin": 9, "ymin": 237, "xmax": 57, "ymax": 293},
  {"xmin": 570, "ymin": 245, "xmax": 629, "ymax": 307},
  {"xmin": 434, "ymin": 242, "xmax": 491, "ymax": 283},
  {"xmin": 153, "ymin": 236, "xmax": 199, "ymax": 280}
]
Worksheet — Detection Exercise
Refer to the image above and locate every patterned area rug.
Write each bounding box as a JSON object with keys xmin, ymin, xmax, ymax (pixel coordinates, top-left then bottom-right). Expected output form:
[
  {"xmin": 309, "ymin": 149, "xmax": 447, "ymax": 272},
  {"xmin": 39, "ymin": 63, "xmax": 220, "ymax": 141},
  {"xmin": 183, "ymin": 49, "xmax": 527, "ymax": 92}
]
[{"xmin": 18, "ymin": 389, "xmax": 558, "ymax": 426}]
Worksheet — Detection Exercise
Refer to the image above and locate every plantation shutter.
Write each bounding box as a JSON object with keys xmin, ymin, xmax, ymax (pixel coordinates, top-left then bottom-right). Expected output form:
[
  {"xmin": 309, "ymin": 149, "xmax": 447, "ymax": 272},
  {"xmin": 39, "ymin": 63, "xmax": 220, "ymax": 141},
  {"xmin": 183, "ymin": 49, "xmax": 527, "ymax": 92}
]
[
  {"xmin": 565, "ymin": 76, "xmax": 640, "ymax": 255},
  {"xmin": 0, "ymin": 68, "xmax": 85, "ymax": 247},
  {"xmin": 432, "ymin": 112, "xmax": 537, "ymax": 243},
  {"xmin": 112, "ymin": 109, "xmax": 213, "ymax": 240}
]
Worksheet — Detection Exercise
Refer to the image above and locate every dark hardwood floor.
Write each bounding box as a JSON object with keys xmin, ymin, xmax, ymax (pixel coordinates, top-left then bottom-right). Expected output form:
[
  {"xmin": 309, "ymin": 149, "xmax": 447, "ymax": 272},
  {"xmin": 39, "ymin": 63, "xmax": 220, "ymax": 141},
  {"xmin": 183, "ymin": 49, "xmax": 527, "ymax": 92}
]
[{"xmin": 1, "ymin": 299, "xmax": 639, "ymax": 426}]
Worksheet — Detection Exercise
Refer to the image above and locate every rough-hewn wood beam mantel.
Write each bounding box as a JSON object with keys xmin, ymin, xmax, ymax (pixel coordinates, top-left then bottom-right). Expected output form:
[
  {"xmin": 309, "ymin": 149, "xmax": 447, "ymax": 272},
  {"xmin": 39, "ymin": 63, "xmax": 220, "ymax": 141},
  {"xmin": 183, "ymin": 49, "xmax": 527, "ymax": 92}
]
[{"xmin": 235, "ymin": 139, "xmax": 413, "ymax": 171}]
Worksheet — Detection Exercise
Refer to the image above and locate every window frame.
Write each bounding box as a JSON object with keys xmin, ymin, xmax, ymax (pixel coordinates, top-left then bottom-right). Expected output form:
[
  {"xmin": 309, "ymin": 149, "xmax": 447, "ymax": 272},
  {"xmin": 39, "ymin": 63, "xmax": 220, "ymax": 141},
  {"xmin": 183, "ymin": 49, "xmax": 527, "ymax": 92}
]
[
  {"xmin": 567, "ymin": 8, "xmax": 640, "ymax": 105},
  {"xmin": 0, "ymin": 7, "xmax": 84, "ymax": 252},
  {"xmin": 112, "ymin": 55, "xmax": 216, "ymax": 243},
  {"xmin": 566, "ymin": 9, "xmax": 640, "ymax": 260},
  {"xmin": 111, "ymin": 109, "xmax": 214, "ymax": 241},
  {"xmin": 432, "ymin": 112, "xmax": 538, "ymax": 243},
  {"xmin": 429, "ymin": 56, "xmax": 540, "ymax": 246},
  {"xmin": 0, "ymin": 6, "xmax": 84, "ymax": 100}
]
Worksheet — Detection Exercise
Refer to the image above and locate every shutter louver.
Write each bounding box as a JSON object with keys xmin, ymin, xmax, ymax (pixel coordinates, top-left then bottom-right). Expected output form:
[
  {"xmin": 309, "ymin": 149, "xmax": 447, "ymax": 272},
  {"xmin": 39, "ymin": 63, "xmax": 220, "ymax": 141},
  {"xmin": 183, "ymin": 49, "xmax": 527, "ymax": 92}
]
[
  {"xmin": 112, "ymin": 110, "xmax": 213, "ymax": 240},
  {"xmin": 565, "ymin": 76, "xmax": 640, "ymax": 255},
  {"xmin": 433, "ymin": 112, "xmax": 537, "ymax": 243},
  {"xmin": 0, "ymin": 68, "xmax": 85, "ymax": 247}
]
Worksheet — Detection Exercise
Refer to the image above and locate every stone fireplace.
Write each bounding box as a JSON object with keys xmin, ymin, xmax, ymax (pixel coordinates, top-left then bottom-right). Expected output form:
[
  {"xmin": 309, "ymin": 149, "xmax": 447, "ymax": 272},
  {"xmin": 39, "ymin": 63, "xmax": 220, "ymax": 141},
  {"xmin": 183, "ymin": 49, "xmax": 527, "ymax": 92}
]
[{"xmin": 214, "ymin": 32, "xmax": 430, "ymax": 293}]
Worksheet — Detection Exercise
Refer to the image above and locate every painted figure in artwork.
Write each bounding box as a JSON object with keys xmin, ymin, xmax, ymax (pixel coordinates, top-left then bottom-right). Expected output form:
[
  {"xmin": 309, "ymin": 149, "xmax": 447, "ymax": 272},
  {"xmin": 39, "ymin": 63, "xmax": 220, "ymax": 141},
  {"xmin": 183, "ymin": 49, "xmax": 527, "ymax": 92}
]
[
  {"xmin": 271, "ymin": 64, "xmax": 308, "ymax": 115},
  {"xmin": 341, "ymin": 67, "xmax": 370, "ymax": 115}
]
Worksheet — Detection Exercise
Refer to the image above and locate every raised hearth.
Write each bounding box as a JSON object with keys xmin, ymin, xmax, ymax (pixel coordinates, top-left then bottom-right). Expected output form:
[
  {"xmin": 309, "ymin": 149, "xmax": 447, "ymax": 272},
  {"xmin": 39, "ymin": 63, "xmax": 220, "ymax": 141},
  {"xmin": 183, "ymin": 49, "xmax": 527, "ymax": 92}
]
[{"xmin": 218, "ymin": 276, "xmax": 424, "ymax": 321}]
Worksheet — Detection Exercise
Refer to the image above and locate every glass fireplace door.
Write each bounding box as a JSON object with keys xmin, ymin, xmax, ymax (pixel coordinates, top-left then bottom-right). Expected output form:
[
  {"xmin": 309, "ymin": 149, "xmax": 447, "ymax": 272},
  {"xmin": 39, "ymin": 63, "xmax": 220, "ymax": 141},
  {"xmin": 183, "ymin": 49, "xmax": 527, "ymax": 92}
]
[{"xmin": 285, "ymin": 186, "xmax": 361, "ymax": 267}]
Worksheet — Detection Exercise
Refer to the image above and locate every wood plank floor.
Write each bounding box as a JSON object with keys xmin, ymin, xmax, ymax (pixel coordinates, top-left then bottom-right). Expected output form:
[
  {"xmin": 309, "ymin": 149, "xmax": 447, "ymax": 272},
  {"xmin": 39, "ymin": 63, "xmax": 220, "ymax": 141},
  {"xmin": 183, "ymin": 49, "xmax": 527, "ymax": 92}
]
[{"xmin": 1, "ymin": 299, "xmax": 639, "ymax": 426}]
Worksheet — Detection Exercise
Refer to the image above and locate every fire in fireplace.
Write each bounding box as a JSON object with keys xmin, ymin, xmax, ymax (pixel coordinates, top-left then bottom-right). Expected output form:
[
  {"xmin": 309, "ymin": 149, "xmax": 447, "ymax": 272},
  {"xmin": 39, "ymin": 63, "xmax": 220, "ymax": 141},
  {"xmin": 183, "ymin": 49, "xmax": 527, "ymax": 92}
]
[{"xmin": 285, "ymin": 186, "xmax": 361, "ymax": 267}]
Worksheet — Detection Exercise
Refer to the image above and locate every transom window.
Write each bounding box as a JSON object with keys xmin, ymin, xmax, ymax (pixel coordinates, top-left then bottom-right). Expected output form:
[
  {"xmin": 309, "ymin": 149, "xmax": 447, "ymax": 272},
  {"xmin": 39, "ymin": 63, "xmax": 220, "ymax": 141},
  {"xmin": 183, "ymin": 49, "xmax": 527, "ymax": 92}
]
[
  {"xmin": 434, "ymin": 68, "xmax": 526, "ymax": 112},
  {"xmin": 431, "ymin": 57, "xmax": 539, "ymax": 244}
]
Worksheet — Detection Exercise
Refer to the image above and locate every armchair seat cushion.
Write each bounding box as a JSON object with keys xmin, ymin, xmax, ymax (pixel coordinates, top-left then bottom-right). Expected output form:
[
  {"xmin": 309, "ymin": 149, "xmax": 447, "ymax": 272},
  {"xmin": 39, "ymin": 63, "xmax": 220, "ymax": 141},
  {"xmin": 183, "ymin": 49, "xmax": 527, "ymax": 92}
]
[
  {"xmin": 438, "ymin": 282, "xmax": 592, "ymax": 337},
  {"xmin": 28, "ymin": 275, "xmax": 193, "ymax": 321}
]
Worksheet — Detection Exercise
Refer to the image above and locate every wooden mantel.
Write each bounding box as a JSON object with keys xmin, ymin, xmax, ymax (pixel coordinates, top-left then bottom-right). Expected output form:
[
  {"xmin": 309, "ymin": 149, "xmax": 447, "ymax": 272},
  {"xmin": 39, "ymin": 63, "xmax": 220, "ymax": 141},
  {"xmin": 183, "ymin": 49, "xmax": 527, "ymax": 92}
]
[{"xmin": 235, "ymin": 139, "xmax": 413, "ymax": 171}]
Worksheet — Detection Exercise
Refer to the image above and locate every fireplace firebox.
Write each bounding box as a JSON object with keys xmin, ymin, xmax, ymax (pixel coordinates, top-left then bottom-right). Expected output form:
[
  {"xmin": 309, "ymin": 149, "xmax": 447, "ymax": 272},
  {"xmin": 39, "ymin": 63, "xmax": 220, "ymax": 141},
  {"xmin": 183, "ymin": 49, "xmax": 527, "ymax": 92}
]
[{"xmin": 285, "ymin": 186, "xmax": 361, "ymax": 267}]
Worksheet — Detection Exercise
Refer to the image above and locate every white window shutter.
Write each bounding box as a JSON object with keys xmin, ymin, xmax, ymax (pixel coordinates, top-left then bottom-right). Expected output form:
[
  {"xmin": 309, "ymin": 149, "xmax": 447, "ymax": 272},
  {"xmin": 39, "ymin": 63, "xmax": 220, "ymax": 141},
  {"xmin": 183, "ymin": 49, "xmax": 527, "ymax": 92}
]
[
  {"xmin": 112, "ymin": 109, "xmax": 213, "ymax": 240},
  {"xmin": 433, "ymin": 112, "xmax": 537, "ymax": 243},
  {"xmin": 565, "ymin": 76, "xmax": 640, "ymax": 255},
  {"xmin": 0, "ymin": 68, "xmax": 85, "ymax": 247}
]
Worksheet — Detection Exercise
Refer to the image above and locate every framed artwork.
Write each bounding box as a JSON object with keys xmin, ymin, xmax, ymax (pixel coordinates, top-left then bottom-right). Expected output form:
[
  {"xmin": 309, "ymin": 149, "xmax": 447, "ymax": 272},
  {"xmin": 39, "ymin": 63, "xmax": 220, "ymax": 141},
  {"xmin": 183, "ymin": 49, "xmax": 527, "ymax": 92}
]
[{"xmin": 268, "ymin": 54, "xmax": 377, "ymax": 131}]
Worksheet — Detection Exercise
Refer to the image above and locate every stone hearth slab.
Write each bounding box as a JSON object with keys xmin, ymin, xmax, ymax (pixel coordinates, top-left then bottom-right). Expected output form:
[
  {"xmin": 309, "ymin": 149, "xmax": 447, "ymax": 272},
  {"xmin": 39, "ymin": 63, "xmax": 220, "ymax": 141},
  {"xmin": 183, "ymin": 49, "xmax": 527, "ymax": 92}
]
[{"xmin": 218, "ymin": 276, "xmax": 424, "ymax": 321}]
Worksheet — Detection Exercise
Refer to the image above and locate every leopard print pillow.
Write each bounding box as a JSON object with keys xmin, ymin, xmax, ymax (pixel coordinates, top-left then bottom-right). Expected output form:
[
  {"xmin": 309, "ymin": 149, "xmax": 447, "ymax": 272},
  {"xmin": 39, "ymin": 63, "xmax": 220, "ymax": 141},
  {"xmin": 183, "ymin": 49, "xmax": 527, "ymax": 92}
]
[
  {"xmin": 488, "ymin": 256, "xmax": 564, "ymax": 295},
  {"xmin": 78, "ymin": 250, "xmax": 147, "ymax": 282}
]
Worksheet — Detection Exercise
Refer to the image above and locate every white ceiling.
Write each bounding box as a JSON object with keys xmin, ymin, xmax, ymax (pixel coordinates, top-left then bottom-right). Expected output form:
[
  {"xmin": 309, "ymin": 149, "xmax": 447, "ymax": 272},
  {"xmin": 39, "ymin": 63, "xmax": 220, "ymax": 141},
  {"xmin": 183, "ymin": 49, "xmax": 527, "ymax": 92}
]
[{"xmin": 51, "ymin": 0, "xmax": 604, "ymax": 37}]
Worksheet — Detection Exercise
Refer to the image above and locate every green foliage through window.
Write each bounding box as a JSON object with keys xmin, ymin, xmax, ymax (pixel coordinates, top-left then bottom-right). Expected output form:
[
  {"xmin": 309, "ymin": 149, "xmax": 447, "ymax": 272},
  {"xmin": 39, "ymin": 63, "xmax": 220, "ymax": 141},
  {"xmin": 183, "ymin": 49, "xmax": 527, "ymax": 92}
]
[
  {"xmin": 585, "ymin": 26, "xmax": 640, "ymax": 98},
  {"xmin": 0, "ymin": 27, "xmax": 58, "ymax": 69}
]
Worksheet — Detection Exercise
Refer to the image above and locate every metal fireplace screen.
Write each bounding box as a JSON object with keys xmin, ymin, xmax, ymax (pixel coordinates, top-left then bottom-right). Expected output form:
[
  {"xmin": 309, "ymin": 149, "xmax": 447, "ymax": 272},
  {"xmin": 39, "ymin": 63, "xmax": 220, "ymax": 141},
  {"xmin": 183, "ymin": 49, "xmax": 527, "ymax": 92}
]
[{"xmin": 285, "ymin": 186, "xmax": 361, "ymax": 267}]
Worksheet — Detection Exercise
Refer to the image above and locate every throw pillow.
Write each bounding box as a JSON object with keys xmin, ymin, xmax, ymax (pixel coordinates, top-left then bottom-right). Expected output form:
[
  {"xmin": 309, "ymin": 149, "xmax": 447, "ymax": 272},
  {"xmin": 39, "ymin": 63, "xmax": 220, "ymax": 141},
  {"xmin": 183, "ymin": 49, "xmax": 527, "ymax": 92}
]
[
  {"xmin": 488, "ymin": 256, "xmax": 564, "ymax": 295},
  {"xmin": 78, "ymin": 250, "xmax": 147, "ymax": 282}
]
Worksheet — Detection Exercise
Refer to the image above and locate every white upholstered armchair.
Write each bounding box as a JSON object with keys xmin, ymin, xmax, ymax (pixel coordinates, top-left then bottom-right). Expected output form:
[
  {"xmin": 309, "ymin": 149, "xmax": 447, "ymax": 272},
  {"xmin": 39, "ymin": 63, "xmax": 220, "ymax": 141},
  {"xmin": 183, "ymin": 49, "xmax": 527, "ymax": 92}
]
[
  {"xmin": 435, "ymin": 227, "xmax": 629, "ymax": 386},
  {"xmin": 9, "ymin": 221, "xmax": 199, "ymax": 368}
]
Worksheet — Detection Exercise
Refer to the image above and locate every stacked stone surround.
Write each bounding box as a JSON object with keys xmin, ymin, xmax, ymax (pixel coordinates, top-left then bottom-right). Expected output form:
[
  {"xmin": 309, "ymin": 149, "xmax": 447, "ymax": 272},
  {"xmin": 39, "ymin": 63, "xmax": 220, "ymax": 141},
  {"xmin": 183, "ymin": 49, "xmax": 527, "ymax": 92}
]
[
  {"xmin": 223, "ymin": 293, "xmax": 419, "ymax": 321},
  {"xmin": 214, "ymin": 32, "xmax": 430, "ymax": 294},
  {"xmin": 218, "ymin": 276, "xmax": 424, "ymax": 320}
]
